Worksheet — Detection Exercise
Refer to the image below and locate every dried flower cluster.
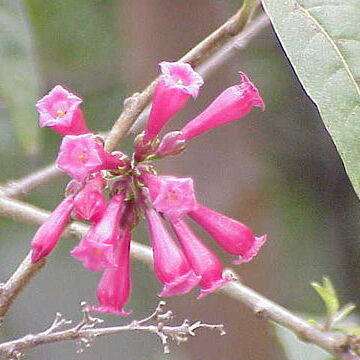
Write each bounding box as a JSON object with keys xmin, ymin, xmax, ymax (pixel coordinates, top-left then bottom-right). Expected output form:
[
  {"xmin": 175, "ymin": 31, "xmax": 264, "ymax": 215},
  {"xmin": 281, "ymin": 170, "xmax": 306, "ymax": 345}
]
[{"xmin": 31, "ymin": 61, "xmax": 267, "ymax": 315}]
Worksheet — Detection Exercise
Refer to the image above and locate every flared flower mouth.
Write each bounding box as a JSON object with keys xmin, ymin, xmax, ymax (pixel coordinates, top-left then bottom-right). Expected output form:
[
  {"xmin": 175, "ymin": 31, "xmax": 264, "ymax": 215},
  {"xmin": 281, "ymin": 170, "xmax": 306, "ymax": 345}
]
[
  {"xmin": 232, "ymin": 235, "xmax": 268, "ymax": 264},
  {"xmin": 160, "ymin": 61, "xmax": 204, "ymax": 98},
  {"xmin": 158, "ymin": 270, "xmax": 201, "ymax": 297},
  {"xmin": 197, "ymin": 276, "xmax": 233, "ymax": 300},
  {"xmin": 36, "ymin": 85, "xmax": 82, "ymax": 126},
  {"xmin": 151, "ymin": 176, "xmax": 197, "ymax": 218},
  {"xmin": 238, "ymin": 72, "xmax": 265, "ymax": 111},
  {"xmin": 71, "ymin": 241, "xmax": 117, "ymax": 272}
]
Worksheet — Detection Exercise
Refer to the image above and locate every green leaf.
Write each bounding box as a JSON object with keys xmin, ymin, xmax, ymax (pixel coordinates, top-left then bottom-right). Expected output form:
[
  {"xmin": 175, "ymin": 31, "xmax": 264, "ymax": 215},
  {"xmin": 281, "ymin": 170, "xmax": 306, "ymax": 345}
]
[
  {"xmin": 0, "ymin": 0, "xmax": 41, "ymax": 155},
  {"xmin": 335, "ymin": 327, "xmax": 360, "ymax": 336},
  {"xmin": 261, "ymin": 0, "xmax": 360, "ymax": 199},
  {"xmin": 333, "ymin": 304, "xmax": 356, "ymax": 324},
  {"xmin": 311, "ymin": 277, "xmax": 339, "ymax": 319}
]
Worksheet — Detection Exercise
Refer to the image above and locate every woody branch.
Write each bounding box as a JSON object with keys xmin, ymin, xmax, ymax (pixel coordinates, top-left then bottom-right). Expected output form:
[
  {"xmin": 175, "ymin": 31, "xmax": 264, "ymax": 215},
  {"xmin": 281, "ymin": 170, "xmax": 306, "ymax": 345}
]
[{"xmin": 0, "ymin": 301, "xmax": 224, "ymax": 359}]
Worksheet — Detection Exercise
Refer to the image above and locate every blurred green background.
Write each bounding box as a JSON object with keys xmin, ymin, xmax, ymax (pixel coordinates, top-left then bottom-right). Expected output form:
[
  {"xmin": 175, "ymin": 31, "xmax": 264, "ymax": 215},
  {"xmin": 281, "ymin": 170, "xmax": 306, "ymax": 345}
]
[{"xmin": 0, "ymin": 1, "xmax": 359, "ymax": 359}]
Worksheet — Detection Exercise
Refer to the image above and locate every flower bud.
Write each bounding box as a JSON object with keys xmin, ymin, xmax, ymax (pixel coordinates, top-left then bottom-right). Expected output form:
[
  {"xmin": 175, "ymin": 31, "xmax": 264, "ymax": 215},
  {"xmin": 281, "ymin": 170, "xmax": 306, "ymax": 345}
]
[{"xmin": 155, "ymin": 131, "xmax": 186, "ymax": 158}]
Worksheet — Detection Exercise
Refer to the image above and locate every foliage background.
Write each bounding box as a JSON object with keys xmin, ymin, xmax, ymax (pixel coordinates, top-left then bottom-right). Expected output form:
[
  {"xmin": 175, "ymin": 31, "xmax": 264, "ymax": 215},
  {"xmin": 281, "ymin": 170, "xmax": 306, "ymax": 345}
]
[{"xmin": 0, "ymin": 1, "xmax": 358, "ymax": 359}]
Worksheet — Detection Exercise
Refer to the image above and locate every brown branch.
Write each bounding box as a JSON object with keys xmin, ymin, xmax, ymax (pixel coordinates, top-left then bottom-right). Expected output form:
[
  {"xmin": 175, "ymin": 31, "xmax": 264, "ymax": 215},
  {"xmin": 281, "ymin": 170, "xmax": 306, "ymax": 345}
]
[
  {"xmin": 104, "ymin": 1, "xmax": 260, "ymax": 153},
  {"xmin": 0, "ymin": 194, "xmax": 358, "ymax": 359},
  {"xmin": 0, "ymin": 253, "xmax": 45, "ymax": 325},
  {"xmin": 0, "ymin": 164, "xmax": 61, "ymax": 198},
  {"xmin": 0, "ymin": 301, "xmax": 224, "ymax": 359}
]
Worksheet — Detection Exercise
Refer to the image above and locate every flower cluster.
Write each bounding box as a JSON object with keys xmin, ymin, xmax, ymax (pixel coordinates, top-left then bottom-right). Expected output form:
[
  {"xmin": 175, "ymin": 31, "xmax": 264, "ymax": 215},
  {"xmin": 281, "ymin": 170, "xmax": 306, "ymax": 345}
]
[{"xmin": 31, "ymin": 61, "xmax": 267, "ymax": 315}]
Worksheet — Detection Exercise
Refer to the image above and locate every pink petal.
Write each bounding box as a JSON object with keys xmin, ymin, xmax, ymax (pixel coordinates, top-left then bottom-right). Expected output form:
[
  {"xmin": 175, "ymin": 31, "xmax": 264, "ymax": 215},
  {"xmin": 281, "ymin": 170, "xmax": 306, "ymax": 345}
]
[
  {"xmin": 90, "ymin": 229, "xmax": 132, "ymax": 316},
  {"xmin": 189, "ymin": 203, "xmax": 267, "ymax": 264},
  {"xmin": 36, "ymin": 85, "xmax": 90, "ymax": 135},
  {"xmin": 169, "ymin": 217, "xmax": 231, "ymax": 299},
  {"xmin": 31, "ymin": 195, "xmax": 74, "ymax": 263},
  {"xmin": 144, "ymin": 207, "xmax": 200, "ymax": 297},
  {"xmin": 181, "ymin": 72, "xmax": 264, "ymax": 140},
  {"xmin": 143, "ymin": 61, "xmax": 203, "ymax": 143}
]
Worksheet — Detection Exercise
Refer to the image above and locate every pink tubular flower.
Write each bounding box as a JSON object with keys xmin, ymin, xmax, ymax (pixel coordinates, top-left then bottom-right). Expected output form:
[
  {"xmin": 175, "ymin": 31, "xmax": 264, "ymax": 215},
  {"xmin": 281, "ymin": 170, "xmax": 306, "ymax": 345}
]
[
  {"xmin": 169, "ymin": 217, "xmax": 232, "ymax": 299},
  {"xmin": 56, "ymin": 134, "xmax": 125, "ymax": 181},
  {"xmin": 91, "ymin": 229, "xmax": 132, "ymax": 316},
  {"xmin": 143, "ymin": 61, "xmax": 204, "ymax": 144},
  {"xmin": 31, "ymin": 195, "xmax": 74, "ymax": 263},
  {"xmin": 188, "ymin": 203, "xmax": 267, "ymax": 264},
  {"xmin": 180, "ymin": 72, "xmax": 265, "ymax": 141},
  {"xmin": 36, "ymin": 85, "xmax": 90, "ymax": 135},
  {"xmin": 71, "ymin": 193, "xmax": 125, "ymax": 271},
  {"xmin": 142, "ymin": 174, "xmax": 197, "ymax": 218},
  {"xmin": 73, "ymin": 176, "xmax": 107, "ymax": 222},
  {"xmin": 144, "ymin": 207, "xmax": 200, "ymax": 297}
]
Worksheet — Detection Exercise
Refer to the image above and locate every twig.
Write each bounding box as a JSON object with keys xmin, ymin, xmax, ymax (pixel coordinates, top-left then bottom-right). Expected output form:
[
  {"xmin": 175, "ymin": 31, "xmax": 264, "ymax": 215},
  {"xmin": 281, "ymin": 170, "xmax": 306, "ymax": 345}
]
[
  {"xmin": 222, "ymin": 282, "xmax": 358, "ymax": 360},
  {"xmin": 0, "ymin": 253, "xmax": 45, "ymax": 325},
  {"xmin": 104, "ymin": 1, "xmax": 260, "ymax": 153},
  {"xmin": 0, "ymin": 301, "xmax": 224, "ymax": 359},
  {"xmin": 0, "ymin": 195, "xmax": 358, "ymax": 359},
  {"xmin": 0, "ymin": 164, "xmax": 61, "ymax": 198}
]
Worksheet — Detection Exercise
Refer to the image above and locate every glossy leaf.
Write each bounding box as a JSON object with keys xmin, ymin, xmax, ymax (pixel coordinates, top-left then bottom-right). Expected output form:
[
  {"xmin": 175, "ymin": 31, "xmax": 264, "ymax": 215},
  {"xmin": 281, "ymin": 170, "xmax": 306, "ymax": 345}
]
[
  {"xmin": 262, "ymin": 0, "xmax": 360, "ymax": 198},
  {"xmin": 0, "ymin": 0, "xmax": 40, "ymax": 155}
]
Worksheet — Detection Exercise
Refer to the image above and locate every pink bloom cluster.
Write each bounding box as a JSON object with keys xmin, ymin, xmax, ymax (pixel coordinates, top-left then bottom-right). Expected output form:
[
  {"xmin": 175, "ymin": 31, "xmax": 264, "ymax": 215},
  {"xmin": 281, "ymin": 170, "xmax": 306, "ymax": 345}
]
[{"xmin": 31, "ymin": 61, "xmax": 267, "ymax": 315}]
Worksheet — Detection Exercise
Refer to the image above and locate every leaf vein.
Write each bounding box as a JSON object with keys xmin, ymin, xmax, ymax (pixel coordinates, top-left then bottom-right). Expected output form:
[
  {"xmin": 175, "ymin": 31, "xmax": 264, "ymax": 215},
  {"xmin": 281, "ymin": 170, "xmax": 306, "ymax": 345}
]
[{"xmin": 294, "ymin": 0, "xmax": 360, "ymax": 101}]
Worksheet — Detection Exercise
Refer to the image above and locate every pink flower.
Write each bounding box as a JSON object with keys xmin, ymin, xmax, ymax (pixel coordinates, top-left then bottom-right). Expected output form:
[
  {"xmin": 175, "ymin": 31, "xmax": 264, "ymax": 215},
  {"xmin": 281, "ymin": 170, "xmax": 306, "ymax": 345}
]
[
  {"xmin": 36, "ymin": 85, "xmax": 90, "ymax": 135},
  {"xmin": 56, "ymin": 134, "xmax": 124, "ymax": 181},
  {"xmin": 180, "ymin": 72, "xmax": 265, "ymax": 141},
  {"xmin": 31, "ymin": 195, "xmax": 74, "ymax": 263},
  {"xmin": 143, "ymin": 61, "xmax": 203, "ymax": 143},
  {"xmin": 73, "ymin": 176, "xmax": 107, "ymax": 222},
  {"xmin": 91, "ymin": 229, "xmax": 132, "ymax": 316},
  {"xmin": 144, "ymin": 207, "xmax": 200, "ymax": 297},
  {"xmin": 142, "ymin": 174, "xmax": 197, "ymax": 218},
  {"xmin": 170, "ymin": 217, "xmax": 232, "ymax": 299},
  {"xmin": 71, "ymin": 193, "xmax": 125, "ymax": 271},
  {"xmin": 188, "ymin": 203, "xmax": 267, "ymax": 264}
]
